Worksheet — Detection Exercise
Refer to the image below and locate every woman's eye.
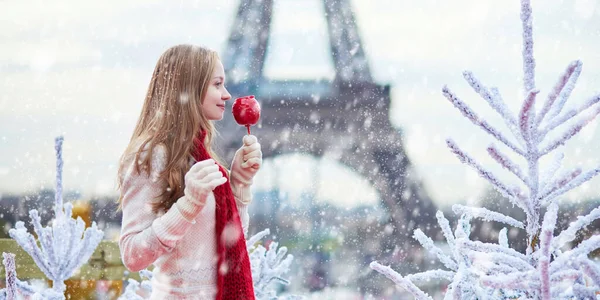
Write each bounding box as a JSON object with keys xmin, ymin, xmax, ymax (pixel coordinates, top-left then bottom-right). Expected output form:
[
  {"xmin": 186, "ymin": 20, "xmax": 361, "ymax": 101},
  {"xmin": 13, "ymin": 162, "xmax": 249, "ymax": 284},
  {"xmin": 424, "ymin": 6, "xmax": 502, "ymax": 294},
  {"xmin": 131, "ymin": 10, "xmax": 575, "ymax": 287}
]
[{"xmin": 215, "ymin": 82, "xmax": 223, "ymax": 87}]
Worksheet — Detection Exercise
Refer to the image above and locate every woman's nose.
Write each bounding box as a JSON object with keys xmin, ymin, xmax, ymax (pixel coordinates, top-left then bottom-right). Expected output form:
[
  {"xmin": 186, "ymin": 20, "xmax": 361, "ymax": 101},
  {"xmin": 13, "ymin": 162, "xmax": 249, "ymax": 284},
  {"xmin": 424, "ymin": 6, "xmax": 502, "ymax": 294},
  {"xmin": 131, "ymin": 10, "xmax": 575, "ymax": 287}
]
[{"xmin": 223, "ymin": 88, "xmax": 231, "ymax": 101}]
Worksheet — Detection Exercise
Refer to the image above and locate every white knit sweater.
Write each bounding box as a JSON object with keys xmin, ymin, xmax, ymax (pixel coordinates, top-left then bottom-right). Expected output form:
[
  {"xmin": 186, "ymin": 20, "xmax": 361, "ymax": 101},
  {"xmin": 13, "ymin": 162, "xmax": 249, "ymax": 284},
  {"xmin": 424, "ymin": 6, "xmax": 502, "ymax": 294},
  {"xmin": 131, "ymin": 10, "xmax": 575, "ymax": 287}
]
[{"xmin": 118, "ymin": 145, "xmax": 250, "ymax": 300}]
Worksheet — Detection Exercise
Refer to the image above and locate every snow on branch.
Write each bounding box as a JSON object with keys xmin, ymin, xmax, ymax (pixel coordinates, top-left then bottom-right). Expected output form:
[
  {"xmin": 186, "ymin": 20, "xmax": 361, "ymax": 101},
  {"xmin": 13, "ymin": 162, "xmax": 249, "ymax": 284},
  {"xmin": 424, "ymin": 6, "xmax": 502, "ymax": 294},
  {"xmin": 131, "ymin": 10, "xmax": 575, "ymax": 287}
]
[
  {"xmin": 369, "ymin": 262, "xmax": 433, "ymax": 300},
  {"xmin": 499, "ymin": 228, "xmax": 509, "ymax": 248},
  {"xmin": 518, "ymin": 89, "xmax": 539, "ymax": 140},
  {"xmin": 541, "ymin": 93, "xmax": 600, "ymax": 136},
  {"xmin": 538, "ymin": 204, "xmax": 558, "ymax": 300},
  {"xmin": 405, "ymin": 270, "xmax": 455, "ymax": 284},
  {"xmin": 247, "ymin": 229, "xmax": 299, "ymax": 300},
  {"xmin": 546, "ymin": 62, "xmax": 583, "ymax": 121},
  {"xmin": 538, "ymin": 168, "xmax": 582, "ymax": 201},
  {"xmin": 487, "ymin": 144, "xmax": 528, "ymax": 184},
  {"xmin": 462, "ymin": 71, "xmax": 524, "ymax": 145},
  {"xmin": 536, "ymin": 61, "xmax": 582, "ymax": 126},
  {"xmin": 539, "ymin": 105, "xmax": 600, "ymax": 156},
  {"xmin": 520, "ymin": 0, "xmax": 535, "ymax": 92},
  {"xmin": 1, "ymin": 253, "xmax": 17, "ymax": 300},
  {"xmin": 436, "ymin": 211, "xmax": 455, "ymax": 249},
  {"xmin": 442, "ymin": 87, "xmax": 525, "ymax": 156},
  {"xmin": 553, "ymin": 206, "xmax": 600, "ymax": 249},
  {"xmin": 541, "ymin": 167, "xmax": 600, "ymax": 205},
  {"xmin": 413, "ymin": 229, "xmax": 457, "ymax": 271},
  {"xmin": 446, "ymin": 139, "xmax": 528, "ymax": 211},
  {"xmin": 452, "ymin": 204, "xmax": 525, "ymax": 229}
]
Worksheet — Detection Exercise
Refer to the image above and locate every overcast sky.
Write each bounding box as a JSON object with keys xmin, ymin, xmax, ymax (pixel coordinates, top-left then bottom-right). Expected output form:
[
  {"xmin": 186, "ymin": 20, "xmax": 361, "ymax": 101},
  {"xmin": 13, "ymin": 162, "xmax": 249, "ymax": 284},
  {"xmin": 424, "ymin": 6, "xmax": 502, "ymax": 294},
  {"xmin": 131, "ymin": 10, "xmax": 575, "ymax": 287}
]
[{"xmin": 2, "ymin": 0, "xmax": 600, "ymax": 207}]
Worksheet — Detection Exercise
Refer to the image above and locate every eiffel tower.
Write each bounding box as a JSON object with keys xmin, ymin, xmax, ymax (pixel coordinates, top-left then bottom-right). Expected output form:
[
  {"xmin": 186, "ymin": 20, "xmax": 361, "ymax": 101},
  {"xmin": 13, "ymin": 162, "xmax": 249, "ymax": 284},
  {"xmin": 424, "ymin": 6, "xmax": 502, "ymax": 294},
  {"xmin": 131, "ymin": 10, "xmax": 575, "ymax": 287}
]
[{"xmin": 218, "ymin": 0, "xmax": 437, "ymax": 244}]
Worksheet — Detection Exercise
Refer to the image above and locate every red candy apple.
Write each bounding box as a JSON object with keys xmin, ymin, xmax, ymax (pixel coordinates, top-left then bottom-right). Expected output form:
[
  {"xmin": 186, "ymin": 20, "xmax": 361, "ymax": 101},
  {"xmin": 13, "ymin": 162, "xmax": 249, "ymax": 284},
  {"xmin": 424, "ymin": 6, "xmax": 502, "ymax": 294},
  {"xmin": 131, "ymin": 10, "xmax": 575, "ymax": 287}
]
[{"xmin": 232, "ymin": 95, "xmax": 261, "ymax": 135}]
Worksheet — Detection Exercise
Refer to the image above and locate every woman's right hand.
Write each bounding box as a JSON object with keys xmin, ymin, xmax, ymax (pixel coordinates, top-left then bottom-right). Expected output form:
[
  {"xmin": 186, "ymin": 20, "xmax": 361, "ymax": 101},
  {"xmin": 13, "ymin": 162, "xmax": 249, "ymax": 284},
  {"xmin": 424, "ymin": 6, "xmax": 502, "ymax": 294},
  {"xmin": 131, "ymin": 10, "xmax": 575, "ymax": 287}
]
[{"xmin": 177, "ymin": 159, "xmax": 227, "ymax": 221}]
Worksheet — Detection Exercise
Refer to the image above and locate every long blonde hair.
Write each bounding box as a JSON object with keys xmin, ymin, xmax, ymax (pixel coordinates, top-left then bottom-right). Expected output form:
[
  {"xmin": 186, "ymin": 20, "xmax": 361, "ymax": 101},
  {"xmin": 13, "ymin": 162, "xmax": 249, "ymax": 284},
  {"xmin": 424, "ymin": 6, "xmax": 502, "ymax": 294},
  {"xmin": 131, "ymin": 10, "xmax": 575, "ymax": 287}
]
[{"xmin": 118, "ymin": 44, "xmax": 223, "ymax": 213}]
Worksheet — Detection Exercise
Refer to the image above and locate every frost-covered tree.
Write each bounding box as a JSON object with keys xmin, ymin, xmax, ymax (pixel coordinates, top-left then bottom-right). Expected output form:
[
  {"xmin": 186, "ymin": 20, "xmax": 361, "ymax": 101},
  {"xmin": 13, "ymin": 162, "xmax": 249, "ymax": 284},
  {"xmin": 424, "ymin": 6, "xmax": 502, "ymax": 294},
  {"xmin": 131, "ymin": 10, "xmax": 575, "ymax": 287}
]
[
  {"xmin": 371, "ymin": 0, "xmax": 600, "ymax": 299},
  {"xmin": 118, "ymin": 269, "xmax": 153, "ymax": 300},
  {"xmin": 247, "ymin": 229, "xmax": 300, "ymax": 300},
  {"xmin": 8, "ymin": 137, "xmax": 104, "ymax": 295},
  {"xmin": 0, "ymin": 252, "xmax": 63, "ymax": 300}
]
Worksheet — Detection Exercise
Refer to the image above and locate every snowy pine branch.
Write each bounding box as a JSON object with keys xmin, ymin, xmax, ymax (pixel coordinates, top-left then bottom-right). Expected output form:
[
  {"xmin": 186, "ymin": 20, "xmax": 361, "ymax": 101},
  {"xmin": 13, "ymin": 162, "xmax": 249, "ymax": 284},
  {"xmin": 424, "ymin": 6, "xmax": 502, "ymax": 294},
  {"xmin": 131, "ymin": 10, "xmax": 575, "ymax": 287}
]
[
  {"xmin": 538, "ymin": 204, "xmax": 558, "ymax": 300},
  {"xmin": 247, "ymin": 229, "xmax": 299, "ymax": 300},
  {"xmin": 518, "ymin": 89, "xmax": 539, "ymax": 140},
  {"xmin": 541, "ymin": 93, "xmax": 600, "ymax": 136},
  {"xmin": 553, "ymin": 206, "xmax": 600, "ymax": 250},
  {"xmin": 452, "ymin": 204, "xmax": 525, "ymax": 229},
  {"xmin": 369, "ymin": 262, "xmax": 433, "ymax": 300},
  {"xmin": 442, "ymin": 87, "xmax": 525, "ymax": 156},
  {"xmin": 462, "ymin": 71, "xmax": 525, "ymax": 146},
  {"xmin": 435, "ymin": 211, "xmax": 456, "ymax": 250},
  {"xmin": 413, "ymin": 229, "xmax": 457, "ymax": 271},
  {"xmin": 487, "ymin": 144, "xmax": 528, "ymax": 185},
  {"xmin": 446, "ymin": 139, "xmax": 528, "ymax": 212},
  {"xmin": 520, "ymin": 0, "xmax": 535, "ymax": 92},
  {"xmin": 1, "ymin": 253, "xmax": 17, "ymax": 300},
  {"xmin": 535, "ymin": 61, "xmax": 581, "ymax": 127}
]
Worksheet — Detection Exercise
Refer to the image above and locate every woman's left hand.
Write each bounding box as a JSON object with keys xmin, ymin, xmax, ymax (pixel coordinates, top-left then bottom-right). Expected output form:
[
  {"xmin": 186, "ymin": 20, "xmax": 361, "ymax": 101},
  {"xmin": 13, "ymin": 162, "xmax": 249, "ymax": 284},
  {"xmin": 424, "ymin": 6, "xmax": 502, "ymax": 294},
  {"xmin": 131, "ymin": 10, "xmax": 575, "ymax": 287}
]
[{"xmin": 230, "ymin": 135, "xmax": 262, "ymax": 188}]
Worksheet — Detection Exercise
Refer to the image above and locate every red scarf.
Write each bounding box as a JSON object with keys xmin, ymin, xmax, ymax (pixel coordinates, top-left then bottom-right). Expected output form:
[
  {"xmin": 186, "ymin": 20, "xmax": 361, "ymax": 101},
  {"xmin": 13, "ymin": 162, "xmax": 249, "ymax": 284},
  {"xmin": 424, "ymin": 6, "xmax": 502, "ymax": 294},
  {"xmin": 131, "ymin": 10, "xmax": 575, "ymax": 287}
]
[{"xmin": 192, "ymin": 131, "xmax": 255, "ymax": 300}]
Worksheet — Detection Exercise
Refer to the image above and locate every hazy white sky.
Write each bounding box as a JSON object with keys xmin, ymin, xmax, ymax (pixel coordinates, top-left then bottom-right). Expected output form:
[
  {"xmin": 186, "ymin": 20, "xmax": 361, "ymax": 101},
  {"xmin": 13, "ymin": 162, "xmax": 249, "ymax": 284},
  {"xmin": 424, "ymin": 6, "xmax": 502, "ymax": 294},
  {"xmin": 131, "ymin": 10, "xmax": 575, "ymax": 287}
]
[{"xmin": 1, "ymin": 0, "xmax": 600, "ymax": 207}]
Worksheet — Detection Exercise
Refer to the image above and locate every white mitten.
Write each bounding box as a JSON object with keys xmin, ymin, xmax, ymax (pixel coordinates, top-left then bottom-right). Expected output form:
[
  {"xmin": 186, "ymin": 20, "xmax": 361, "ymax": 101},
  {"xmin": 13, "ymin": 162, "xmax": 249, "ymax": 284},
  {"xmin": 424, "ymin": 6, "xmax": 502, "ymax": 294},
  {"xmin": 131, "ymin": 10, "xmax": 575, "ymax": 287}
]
[
  {"xmin": 176, "ymin": 159, "xmax": 227, "ymax": 221},
  {"xmin": 230, "ymin": 135, "xmax": 262, "ymax": 204}
]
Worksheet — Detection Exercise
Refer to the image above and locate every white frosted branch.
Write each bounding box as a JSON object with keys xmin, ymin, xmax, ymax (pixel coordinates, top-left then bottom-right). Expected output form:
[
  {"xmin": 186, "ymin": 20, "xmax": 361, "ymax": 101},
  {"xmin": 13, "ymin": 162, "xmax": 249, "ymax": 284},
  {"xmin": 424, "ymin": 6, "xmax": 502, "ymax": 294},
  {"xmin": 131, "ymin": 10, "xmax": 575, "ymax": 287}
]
[
  {"xmin": 571, "ymin": 284, "xmax": 598, "ymax": 300},
  {"xmin": 499, "ymin": 228, "xmax": 509, "ymax": 248},
  {"xmin": 554, "ymin": 206, "xmax": 600, "ymax": 249},
  {"xmin": 542, "ymin": 93, "xmax": 600, "ymax": 136},
  {"xmin": 480, "ymin": 271, "xmax": 536, "ymax": 290},
  {"xmin": 520, "ymin": 0, "xmax": 536, "ymax": 92},
  {"xmin": 54, "ymin": 136, "xmax": 64, "ymax": 219},
  {"xmin": 29, "ymin": 210, "xmax": 56, "ymax": 278},
  {"xmin": 370, "ymin": 262, "xmax": 433, "ymax": 300},
  {"xmin": 542, "ymin": 167, "xmax": 600, "ymax": 205},
  {"xmin": 540, "ymin": 105, "xmax": 600, "ymax": 156},
  {"xmin": 442, "ymin": 87, "xmax": 525, "ymax": 156},
  {"xmin": 536, "ymin": 61, "xmax": 582, "ymax": 126},
  {"xmin": 487, "ymin": 144, "xmax": 528, "ymax": 185},
  {"xmin": 518, "ymin": 89, "xmax": 539, "ymax": 139},
  {"xmin": 447, "ymin": 139, "xmax": 527, "ymax": 212},
  {"xmin": 8, "ymin": 222, "xmax": 53, "ymax": 279},
  {"xmin": 247, "ymin": 228, "xmax": 270, "ymax": 250},
  {"xmin": 539, "ymin": 152, "xmax": 564, "ymax": 192},
  {"xmin": 462, "ymin": 72, "xmax": 525, "ymax": 145},
  {"xmin": 2, "ymin": 253, "xmax": 17, "ymax": 300},
  {"xmin": 551, "ymin": 236, "xmax": 600, "ymax": 273},
  {"xmin": 547, "ymin": 62, "xmax": 583, "ymax": 121},
  {"xmin": 461, "ymin": 240, "xmax": 528, "ymax": 262},
  {"xmin": 436, "ymin": 211, "xmax": 455, "ymax": 250},
  {"xmin": 452, "ymin": 204, "xmax": 525, "ymax": 229},
  {"xmin": 539, "ymin": 168, "xmax": 582, "ymax": 201},
  {"xmin": 405, "ymin": 270, "xmax": 455, "ymax": 284},
  {"xmin": 539, "ymin": 203, "xmax": 558, "ymax": 300},
  {"xmin": 578, "ymin": 258, "xmax": 600, "ymax": 288},
  {"xmin": 468, "ymin": 251, "xmax": 534, "ymax": 273},
  {"xmin": 413, "ymin": 229, "xmax": 458, "ymax": 271},
  {"xmin": 550, "ymin": 269, "xmax": 580, "ymax": 283}
]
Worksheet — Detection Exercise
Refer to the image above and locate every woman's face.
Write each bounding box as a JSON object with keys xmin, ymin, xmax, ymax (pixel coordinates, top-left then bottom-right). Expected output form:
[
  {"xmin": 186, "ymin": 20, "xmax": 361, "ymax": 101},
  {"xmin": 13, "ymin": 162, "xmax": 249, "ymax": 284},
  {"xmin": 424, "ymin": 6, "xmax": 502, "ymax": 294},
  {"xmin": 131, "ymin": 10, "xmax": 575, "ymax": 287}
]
[{"xmin": 202, "ymin": 60, "xmax": 231, "ymax": 121}]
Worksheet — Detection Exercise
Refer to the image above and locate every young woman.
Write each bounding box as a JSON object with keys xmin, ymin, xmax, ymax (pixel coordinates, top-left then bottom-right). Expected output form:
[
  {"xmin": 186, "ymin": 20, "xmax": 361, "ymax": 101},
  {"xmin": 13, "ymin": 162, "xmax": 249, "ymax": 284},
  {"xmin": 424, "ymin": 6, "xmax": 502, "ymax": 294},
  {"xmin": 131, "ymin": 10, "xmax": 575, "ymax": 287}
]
[{"xmin": 117, "ymin": 44, "xmax": 261, "ymax": 300}]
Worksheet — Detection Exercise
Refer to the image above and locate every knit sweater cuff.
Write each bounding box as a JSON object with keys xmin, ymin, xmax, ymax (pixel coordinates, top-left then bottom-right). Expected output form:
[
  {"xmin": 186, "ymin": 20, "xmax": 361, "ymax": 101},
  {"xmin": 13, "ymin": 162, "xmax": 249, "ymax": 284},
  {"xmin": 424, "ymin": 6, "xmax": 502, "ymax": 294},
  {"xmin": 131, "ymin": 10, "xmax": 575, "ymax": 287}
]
[
  {"xmin": 151, "ymin": 202, "xmax": 195, "ymax": 250},
  {"xmin": 231, "ymin": 183, "xmax": 252, "ymax": 205}
]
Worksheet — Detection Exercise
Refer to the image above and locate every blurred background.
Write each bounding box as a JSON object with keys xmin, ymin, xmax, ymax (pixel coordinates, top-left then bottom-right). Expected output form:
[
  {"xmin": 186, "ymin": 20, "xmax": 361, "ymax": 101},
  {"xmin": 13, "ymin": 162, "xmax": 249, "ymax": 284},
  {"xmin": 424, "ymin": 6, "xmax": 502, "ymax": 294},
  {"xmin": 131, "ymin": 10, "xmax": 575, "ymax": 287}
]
[{"xmin": 2, "ymin": 0, "xmax": 600, "ymax": 298}]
